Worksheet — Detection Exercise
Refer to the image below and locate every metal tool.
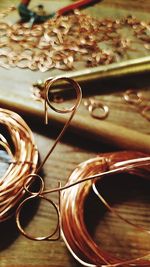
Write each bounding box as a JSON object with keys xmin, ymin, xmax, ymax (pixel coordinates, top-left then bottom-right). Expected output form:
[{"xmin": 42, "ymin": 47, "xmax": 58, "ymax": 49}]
[{"xmin": 18, "ymin": 0, "xmax": 102, "ymax": 24}]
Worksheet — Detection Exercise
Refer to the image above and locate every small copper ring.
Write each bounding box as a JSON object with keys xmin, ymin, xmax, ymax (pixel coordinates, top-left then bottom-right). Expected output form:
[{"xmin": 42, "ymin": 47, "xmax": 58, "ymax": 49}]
[
  {"xmin": 89, "ymin": 103, "xmax": 109, "ymax": 119},
  {"xmin": 123, "ymin": 90, "xmax": 142, "ymax": 105}
]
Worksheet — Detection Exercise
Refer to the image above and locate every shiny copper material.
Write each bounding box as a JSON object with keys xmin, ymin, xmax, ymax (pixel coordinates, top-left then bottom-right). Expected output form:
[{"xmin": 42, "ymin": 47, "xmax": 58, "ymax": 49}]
[
  {"xmin": 16, "ymin": 77, "xmax": 82, "ymax": 240},
  {"xmin": 13, "ymin": 77, "xmax": 150, "ymax": 264},
  {"xmin": 16, "ymin": 150, "xmax": 150, "ymax": 264},
  {"xmin": 0, "ymin": 108, "xmax": 38, "ymax": 222},
  {"xmin": 16, "ymin": 175, "xmax": 60, "ymax": 241},
  {"xmin": 123, "ymin": 89, "xmax": 143, "ymax": 105},
  {"xmin": 0, "ymin": 13, "xmax": 149, "ymax": 72},
  {"xmin": 40, "ymin": 77, "xmax": 82, "ymax": 166},
  {"xmin": 61, "ymin": 151, "xmax": 150, "ymax": 266},
  {"xmin": 84, "ymin": 98, "xmax": 109, "ymax": 119}
]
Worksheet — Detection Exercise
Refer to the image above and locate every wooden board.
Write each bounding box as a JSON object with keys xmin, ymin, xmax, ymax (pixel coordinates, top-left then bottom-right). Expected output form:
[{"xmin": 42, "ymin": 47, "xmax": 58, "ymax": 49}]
[{"xmin": 0, "ymin": 1, "xmax": 150, "ymax": 267}]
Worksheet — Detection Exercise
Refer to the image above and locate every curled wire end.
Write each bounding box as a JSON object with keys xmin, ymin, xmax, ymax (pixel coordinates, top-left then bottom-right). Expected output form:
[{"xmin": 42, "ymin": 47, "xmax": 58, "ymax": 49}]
[
  {"xmin": 16, "ymin": 176, "xmax": 61, "ymax": 241},
  {"xmin": 15, "ymin": 77, "xmax": 82, "ymax": 236},
  {"xmin": 34, "ymin": 77, "xmax": 82, "ymax": 173},
  {"xmin": 44, "ymin": 76, "xmax": 82, "ymax": 122}
]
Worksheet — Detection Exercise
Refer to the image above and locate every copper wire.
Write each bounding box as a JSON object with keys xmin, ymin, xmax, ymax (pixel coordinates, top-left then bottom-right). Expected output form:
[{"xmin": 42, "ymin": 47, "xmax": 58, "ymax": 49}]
[
  {"xmin": 38, "ymin": 77, "xmax": 82, "ymax": 172},
  {"xmin": 9, "ymin": 76, "xmax": 149, "ymax": 264},
  {"xmin": 15, "ymin": 77, "xmax": 82, "ymax": 240},
  {"xmin": 0, "ymin": 77, "xmax": 81, "ymax": 224},
  {"xmin": 16, "ymin": 149, "xmax": 150, "ymax": 265},
  {"xmin": 0, "ymin": 108, "xmax": 38, "ymax": 222},
  {"xmin": 0, "ymin": 13, "xmax": 149, "ymax": 71},
  {"xmin": 60, "ymin": 151, "xmax": 150, "ymax": 266}
]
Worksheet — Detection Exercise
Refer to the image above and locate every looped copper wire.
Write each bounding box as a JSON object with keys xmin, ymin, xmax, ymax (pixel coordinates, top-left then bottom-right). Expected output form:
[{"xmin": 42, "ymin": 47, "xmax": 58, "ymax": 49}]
[
  {"xmin": 11, "ymin": 74, "xmax": 149, "ymax": 264},
  {"xmin": 23, "ymin": 174, "xmax": 44, "ymax": 196},
  {"xmin": 60, "ymin": 151, "xmax": 150, "ymax": 267},
  {"xmin": 16, "ymin": 195, "xmax": 60, "ymax": 241},
  {"xmin": 44, "ymin": 77, "xmax": 82, "ymax": 124},
  {"xmin": 36, "ymin": 77, "xmax": 82, "ymax": 172},
  {"xmin": 0, "ymin": 14, "xmax": 150, "ymax": 71},
  {"xmin": 15, "ymin": 77, "xmax": 82, "ymax": 239},
  {"xmin": 0, "ymin": 108, "xmax": 38, "ymax": 222}
]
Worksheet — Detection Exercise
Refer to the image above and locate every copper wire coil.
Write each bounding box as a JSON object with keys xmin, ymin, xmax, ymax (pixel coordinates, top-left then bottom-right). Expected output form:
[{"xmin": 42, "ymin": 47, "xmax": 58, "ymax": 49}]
[
  {"xmin": 0, "ymin": 108, "xmax": 38, "ymax": 222},
  {"xmin": 61, "ymin": 151, "xmax": 150, "ymax": 266}
]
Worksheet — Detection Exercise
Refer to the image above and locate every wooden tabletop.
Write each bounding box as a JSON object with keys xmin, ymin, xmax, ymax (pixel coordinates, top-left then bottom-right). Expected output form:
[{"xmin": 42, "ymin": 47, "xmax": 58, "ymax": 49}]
[{"xmin": 0, "ymin": 1, "xmax": 150, "ymax": 266}]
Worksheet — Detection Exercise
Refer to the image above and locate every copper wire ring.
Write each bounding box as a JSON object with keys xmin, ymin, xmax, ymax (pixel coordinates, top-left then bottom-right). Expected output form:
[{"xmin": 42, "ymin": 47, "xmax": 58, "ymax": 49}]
[
  {"xmin": 123, "ymin": 89, "xmax": 143, "ymax": 105},
  {"xmin": 0, "ymin": 14, "xmax": 149, "ymax": 72},
  {"xmin": 84, "ymin": 98, "xmax": 109, "ymax": 120},
  {"xmin": 16, "ymin": 195, "xmax": 60, "ymax": 241},
  {"xmin": 61, "ymin": 151, "xmax": 150, "ymax": 266},
  {"xmin": 89, "ymin": 102, "xmax": 109, "ymax": 119}
]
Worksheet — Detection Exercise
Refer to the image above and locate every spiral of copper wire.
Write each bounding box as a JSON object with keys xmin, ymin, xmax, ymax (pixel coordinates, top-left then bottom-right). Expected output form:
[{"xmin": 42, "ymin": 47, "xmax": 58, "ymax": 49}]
[
  {"xmin": 0, "ymin": 108, "xmax": 38, "ymax": 222},
  {"xmin": 11, "ymin": 77, "xmax": 150, "ymax": 265},
  {"xmin": 60, "ymin": 151, "xmax": 150, "ymax": 267}
]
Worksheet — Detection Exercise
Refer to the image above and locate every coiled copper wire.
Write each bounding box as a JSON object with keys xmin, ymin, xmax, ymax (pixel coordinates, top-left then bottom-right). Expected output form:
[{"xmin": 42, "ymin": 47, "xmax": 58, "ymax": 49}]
[
  {"xmin": 60, "ymin": 151, "xmax": 150, "ymax": 266},
  {"xmin": 12, "ymin": 77, "xmax": 149, "ymax": 265},
  {"xmin": 0, "ymin": 108, "xmax": 38, "ymax": 222}
]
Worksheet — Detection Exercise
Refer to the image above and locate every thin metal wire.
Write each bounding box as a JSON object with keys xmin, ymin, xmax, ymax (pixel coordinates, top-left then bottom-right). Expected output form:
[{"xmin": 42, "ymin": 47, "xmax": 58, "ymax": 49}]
[
  {"xmin": 37, "ymin": 77, "xmax": 82, "ymax": 173},
  {"xmin": 9, "ymin": 76, "xmax": 149, "ymax": 265},
  {"xmin": 0, "ymin": 77, "xmax": 81, "ymax": 224},
  {"xmin": 0, "ymin": 108, "xmax": 38, "ymax": 222},
  {"xmin": 15, "ymin": 77, "xmax": 82, "ymax": 240},
  {"xmin": 0, "ymin": 13, "xmax": 150, "ymax": 71},
  {"xmin": 16, "ymin": 151, "xmax": 150, "ymax": 265},
  {"xmin": 60, "ymin": 151, "xmax": 150, "ymax": 267}
]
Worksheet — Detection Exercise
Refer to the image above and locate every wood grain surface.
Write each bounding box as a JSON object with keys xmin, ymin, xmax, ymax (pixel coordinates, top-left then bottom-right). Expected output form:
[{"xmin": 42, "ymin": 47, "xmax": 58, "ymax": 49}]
[{"xmin": 0, "ymin": 1, "xmax": 150, "ymax": 267}]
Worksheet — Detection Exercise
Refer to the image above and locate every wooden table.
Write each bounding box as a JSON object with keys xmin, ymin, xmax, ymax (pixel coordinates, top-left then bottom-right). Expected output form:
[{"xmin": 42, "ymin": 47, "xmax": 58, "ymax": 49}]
[{"xmin": 0, "ymin": 1, "xmax": 150, "ymax": 266}]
